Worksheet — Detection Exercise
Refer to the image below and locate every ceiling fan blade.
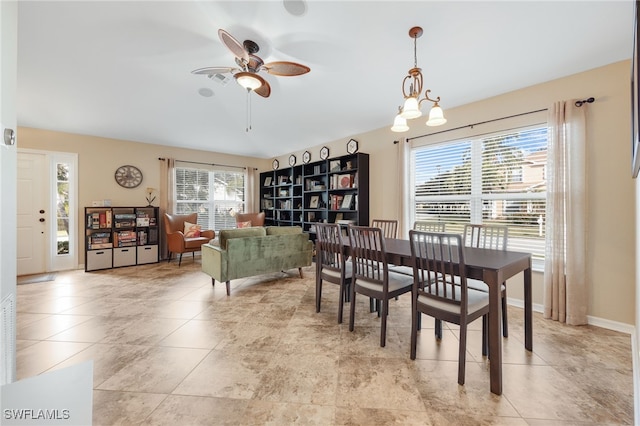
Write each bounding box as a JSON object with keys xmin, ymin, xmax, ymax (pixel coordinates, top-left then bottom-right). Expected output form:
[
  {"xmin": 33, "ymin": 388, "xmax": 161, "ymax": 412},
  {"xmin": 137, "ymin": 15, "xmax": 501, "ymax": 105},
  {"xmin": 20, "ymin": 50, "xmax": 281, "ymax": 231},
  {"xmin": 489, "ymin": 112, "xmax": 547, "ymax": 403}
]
[
  {"xmin": 218, "ymin": 29, "xmax": 249, "ymax": 63},
  {"xmin": 191, "ymin": 66, "xmax": 236, "ymax": 75},
  {"xmin": 254, "ymin": 79, "xmax": 271, "ymax": 98},
  {"xmin": 262, "ymin": 61, "xmax": 310, "ymax": 76}
]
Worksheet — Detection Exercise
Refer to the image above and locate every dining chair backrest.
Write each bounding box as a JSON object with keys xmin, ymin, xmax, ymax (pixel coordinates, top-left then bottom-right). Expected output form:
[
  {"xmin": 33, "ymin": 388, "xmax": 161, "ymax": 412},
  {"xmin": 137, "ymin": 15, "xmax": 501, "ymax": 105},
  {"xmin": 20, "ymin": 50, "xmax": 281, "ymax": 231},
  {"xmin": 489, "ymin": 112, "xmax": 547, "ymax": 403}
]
[
  {"xmin": 348, "ymin": 225, "xmax": 388, "ymax": 286},
  {"xmin": 315, "ymin": 222, "xmax": 346, "ymax": 273},
  {"xmin": 463, "ymin": 224, "xmax": 508, "ymax": 251},
  {"xmin": 409, "ymin": 231, "xmax": 468, "ymax": 311},
  {"xmin": 413, "ymin": 221, "xmax": 446, "ymax": 232},
  {"xmin": 371, "ymin": 219, "xmax": 398, "ymax": 239}
]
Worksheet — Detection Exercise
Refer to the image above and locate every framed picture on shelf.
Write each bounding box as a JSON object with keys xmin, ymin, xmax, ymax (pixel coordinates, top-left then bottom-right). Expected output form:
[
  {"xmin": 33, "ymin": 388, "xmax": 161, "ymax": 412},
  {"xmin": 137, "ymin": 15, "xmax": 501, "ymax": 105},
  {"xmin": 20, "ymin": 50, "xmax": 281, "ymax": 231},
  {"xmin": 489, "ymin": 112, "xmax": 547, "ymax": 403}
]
[
  {"xmin": 338, "ymin": 174, "xmax": 351, "ymax": 189},
  {"xmin": 309, "ymin": 195, "xmax": 320, "ymax": 208},
  {"xmin": 264, "ymin": 176, "xmax": 272, "ymax": 186},
  {"xmin": 329, "ymin": 160, "xmax": 341, "ymax": 172},
  {"xmin": 341, "ymin": 194, "xmax": 353, "ymax": 209}
]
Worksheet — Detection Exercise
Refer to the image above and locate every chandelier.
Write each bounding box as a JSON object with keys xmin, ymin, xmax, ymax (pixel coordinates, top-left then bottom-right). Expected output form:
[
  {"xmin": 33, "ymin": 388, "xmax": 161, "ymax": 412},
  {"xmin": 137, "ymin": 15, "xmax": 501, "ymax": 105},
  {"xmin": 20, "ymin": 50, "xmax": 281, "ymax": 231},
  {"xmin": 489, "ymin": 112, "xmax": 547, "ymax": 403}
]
[{"xmin": 391, "ymin": 26, "xmax": 446, "ymax": 132}]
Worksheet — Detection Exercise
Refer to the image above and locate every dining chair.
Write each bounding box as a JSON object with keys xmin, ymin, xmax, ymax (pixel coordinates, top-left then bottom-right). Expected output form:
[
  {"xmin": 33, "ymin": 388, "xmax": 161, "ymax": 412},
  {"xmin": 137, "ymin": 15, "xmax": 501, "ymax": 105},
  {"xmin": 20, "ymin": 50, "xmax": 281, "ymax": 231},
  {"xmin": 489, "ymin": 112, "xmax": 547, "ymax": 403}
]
[
  {"xmin": 463, "ymin": 223, "xmax": 510, "ymax": 337},
  {"xmin": 315, "ymin": 223, "xmax": 352, "ymax": 323},
  {"xmin": 348, "ymin": 225, "xmax": 413, "ymax": 347},
  {"xmin": 389, "ymin": 221, "xmax": 447, "ymax": 277},
  {"xmin": 408, "ymin": 230, "xmax": 489, "ymax": 385},
  {"xmin": 371, "ymin": 219, "xmax": 398, "ymax": 239},
  {"xmin": 413, "ymin": 221, "xmax": 446, "ymax": 232}
]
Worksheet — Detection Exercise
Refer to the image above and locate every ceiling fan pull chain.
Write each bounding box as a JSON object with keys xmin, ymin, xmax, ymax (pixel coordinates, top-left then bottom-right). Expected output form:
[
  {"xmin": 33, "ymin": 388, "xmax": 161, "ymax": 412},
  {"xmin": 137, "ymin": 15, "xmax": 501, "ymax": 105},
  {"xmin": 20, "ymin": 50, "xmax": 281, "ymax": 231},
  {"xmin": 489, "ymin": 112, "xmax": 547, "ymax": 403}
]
[{"xmin": 246, "ymin": 89, "xmax": 252, "ymax": 132}]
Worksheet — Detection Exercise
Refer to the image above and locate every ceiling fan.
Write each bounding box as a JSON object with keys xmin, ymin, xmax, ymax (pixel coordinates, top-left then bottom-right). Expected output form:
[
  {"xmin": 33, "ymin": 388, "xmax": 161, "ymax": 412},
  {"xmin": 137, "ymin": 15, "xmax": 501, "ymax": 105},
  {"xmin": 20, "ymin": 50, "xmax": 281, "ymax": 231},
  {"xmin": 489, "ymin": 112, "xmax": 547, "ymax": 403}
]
[{"xmin": 192, "ymin": 29, "xmax": 311, "ymax": 98}]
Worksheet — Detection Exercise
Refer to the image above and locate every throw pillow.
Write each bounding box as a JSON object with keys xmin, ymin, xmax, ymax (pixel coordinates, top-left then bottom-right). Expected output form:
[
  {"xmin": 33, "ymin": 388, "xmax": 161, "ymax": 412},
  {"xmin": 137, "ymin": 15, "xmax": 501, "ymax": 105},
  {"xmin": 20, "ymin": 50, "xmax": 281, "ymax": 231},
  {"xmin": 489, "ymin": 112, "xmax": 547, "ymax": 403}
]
[
  {"xmin": 237, "ymin": 221, "xmax": 252, "ymax": 229},
  {"xmin": 183, "ymin": 221, "xmax": 202, "ymax": 238}
]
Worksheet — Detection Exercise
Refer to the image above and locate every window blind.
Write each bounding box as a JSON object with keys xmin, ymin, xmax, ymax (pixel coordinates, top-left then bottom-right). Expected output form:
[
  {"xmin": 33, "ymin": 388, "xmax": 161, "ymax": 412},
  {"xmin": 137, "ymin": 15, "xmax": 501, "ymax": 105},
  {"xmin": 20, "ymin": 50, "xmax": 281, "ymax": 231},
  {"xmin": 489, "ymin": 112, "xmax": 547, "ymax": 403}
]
[{"xmin": 412, "ymin": 126, "xmax": 547, "ymax": 266}]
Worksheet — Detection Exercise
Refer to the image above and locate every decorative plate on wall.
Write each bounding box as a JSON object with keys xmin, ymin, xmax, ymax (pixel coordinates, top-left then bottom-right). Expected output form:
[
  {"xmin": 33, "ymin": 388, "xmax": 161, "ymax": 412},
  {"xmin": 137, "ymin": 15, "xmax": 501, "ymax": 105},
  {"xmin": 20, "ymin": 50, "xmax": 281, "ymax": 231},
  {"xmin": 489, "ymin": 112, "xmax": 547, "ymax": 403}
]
[
  {"xmin": 114, "ymin": 165, "xmax": 143, "ymax": 188},
  {"xmin": 347, "ymin": 138, "xmax": 359, "ymax": 154},
  {"xmin": 289, "ymin": 154, "xmax": 296, "ymax": 166},
  {"xmin": 320, "ymin": 146, "xmax": 330, "ymax": 160},
  {"xmin": 302, "ymin": 151, "xmax": 311, "ymax": 164},
  {"xmin": 272, "ymin": 159, "xmax": 279, "ymax": 170}
]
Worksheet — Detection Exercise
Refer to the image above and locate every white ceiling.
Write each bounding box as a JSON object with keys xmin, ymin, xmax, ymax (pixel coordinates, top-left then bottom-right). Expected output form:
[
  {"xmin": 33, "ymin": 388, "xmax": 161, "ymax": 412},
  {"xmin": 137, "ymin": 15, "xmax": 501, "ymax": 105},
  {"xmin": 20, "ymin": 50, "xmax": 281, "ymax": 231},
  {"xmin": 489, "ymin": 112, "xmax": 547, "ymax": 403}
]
[{"xmin": 16, "ymin": 1, "xmax": 634, "ymax": 158}]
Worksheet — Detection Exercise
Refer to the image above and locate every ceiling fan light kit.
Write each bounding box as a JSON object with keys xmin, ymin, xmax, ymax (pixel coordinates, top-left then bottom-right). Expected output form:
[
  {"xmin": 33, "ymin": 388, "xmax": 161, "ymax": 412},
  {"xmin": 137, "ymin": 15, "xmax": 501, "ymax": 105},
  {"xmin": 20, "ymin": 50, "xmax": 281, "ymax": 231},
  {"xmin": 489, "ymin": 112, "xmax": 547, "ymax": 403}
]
[
  {"xmin": 235, "ymin": 72, "xmax": 263, "ymax": 90},
  {"xmin": 391, "ymin": 26, "xmax": 447, "ymax": 133}
]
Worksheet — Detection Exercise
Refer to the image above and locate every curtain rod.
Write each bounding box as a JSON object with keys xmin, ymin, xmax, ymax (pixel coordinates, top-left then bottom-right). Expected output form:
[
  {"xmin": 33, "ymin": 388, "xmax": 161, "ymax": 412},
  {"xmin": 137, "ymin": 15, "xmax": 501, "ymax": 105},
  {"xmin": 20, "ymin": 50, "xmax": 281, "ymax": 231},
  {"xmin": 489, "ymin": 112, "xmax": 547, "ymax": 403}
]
[
  {"xmin": 400, "ymin": 96, "xmax": 594, "ymax": 143},
  {"xmin": 158, "ymin": 157, "xmax": 257, "ymax": 170}
]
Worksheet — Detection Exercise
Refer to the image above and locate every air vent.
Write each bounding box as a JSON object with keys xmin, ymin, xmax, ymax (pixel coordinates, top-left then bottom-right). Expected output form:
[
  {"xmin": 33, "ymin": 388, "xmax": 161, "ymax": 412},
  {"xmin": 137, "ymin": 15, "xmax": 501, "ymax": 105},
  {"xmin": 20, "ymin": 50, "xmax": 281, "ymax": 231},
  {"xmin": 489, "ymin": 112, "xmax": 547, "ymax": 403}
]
[
  {"xmin": 208, "ymin": 73, "xmax": 230, "ymax": 86},
  {"xmin": 1, "ymin": 293, "xmax": 16, "ymax": 385}
]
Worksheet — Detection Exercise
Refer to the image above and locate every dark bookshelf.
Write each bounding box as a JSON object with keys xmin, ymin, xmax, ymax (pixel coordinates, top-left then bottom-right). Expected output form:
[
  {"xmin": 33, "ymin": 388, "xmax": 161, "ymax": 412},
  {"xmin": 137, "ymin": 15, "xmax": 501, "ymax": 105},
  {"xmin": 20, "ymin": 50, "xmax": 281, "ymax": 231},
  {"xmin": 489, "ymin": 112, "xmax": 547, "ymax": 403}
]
[{"xmin": 259, "ymin": 152, "xmax": 369, "ymax": 240}]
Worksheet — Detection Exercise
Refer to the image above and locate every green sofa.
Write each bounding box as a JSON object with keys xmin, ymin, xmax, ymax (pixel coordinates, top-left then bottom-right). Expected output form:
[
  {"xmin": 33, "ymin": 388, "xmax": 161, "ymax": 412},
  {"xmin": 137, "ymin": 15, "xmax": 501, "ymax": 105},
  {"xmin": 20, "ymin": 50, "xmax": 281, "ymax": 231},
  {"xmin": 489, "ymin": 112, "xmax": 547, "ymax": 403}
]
[{"xmin": 201, "ymin": 226, "xmax": 313, "ymax": 295}]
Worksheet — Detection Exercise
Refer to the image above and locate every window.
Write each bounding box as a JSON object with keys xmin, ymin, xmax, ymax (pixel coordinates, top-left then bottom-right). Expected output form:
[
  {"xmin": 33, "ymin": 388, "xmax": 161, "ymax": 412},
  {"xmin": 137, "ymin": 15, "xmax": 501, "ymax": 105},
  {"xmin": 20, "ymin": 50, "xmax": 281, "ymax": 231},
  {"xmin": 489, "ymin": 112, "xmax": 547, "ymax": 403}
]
[
  {"xmin": 174, "ymin": 164, "xmax": 245, "ymax": 230},
  {"xmin": 56, "ymin": 163, "xmax": 70, "ymax": 255},
  {"xmin": 411, "ymin": 126, "xmax": 547, "ymax": 266}
]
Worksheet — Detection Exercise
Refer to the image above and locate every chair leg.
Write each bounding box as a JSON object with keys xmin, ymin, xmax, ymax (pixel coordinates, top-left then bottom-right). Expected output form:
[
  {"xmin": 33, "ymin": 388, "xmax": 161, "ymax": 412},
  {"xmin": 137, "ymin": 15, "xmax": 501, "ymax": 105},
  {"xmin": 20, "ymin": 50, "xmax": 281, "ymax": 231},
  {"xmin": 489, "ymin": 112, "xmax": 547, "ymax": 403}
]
[
  {"xmin": 349, "ymin": 287, "xmax": 357, "ymax": 332},
  {"xmin": 369, "ymin": 297, "xmax": 375, "ymax": 313},
  {"xmin": 178, "ymin": 253, "xmax": 183, "ymax": 267},
  {"xmin": 482, "ymin": 315, "xmax": 488, "ymax": 357},
  {"xmin": 225, "ymin": 281, "xmax": 230, "ymax": 296},
  {"xmin": 380, "ymin": 298, "xmax": 388, "ymax": 347},
  {"xmin": 410, "ymin": 309, "xmax": 419, "ymax": 360},
  {"xmin": 211, "ymin": 278, "xmax": 215, "ymax": 287},
  {"xmin": 502, "ymin": 286, "xmax": 509, "ymax": 337},
  {"xmin": 435, "ymin": 318, "xmax": 442, "ymax": 340},
  {"xmin": 167, "ymin": 252, "xmax": 172, "ymax": 263},
  {"xmin": 298, "ymin": 267, "xmax": 303, "ymax": 278},
  {"xmin": 458, "ymin": 323, "xmax": 467, "ymax": 386},
  {"xmin": 316, "ymin": 278, "xmax": 322, "ymax": 313},
  {"xmin": 337, "ymin": 282, "xmax": 345, "ymax": 324}
]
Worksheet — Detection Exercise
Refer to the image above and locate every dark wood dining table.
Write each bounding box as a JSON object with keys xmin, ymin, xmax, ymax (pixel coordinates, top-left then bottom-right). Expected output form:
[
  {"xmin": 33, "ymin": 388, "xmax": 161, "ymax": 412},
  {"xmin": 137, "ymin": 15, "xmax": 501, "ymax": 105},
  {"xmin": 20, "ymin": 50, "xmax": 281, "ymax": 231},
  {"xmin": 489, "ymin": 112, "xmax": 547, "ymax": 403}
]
[{"xmin": 346, "ymin": 237, "xmax": 533, "ymax": 395}]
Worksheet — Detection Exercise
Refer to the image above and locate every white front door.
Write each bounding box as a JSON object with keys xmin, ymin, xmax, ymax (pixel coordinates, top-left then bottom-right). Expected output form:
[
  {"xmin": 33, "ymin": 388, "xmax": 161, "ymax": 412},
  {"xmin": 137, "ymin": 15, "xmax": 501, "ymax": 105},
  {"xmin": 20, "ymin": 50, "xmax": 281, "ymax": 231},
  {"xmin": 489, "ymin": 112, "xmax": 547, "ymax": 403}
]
[{"xmin": 17, "ymin": 152, "xmax": 48, "ymax": 275}]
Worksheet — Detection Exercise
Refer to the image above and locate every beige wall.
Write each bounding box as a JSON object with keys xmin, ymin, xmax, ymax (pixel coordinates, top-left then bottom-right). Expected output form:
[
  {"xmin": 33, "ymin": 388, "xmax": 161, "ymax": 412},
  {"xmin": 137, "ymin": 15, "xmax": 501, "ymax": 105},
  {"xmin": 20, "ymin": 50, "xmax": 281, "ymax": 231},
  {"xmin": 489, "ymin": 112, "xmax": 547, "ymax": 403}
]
[
  {"xmin": 275, "ymin": 60, "xmax": 635, "ymax": 326},
  {"xmin": 17, "ymin": 60, "xmax": 635, "ymax": 326},
  {"xmin": 16, "ymin": 128, "xmax": 270, "ymax": 265}
]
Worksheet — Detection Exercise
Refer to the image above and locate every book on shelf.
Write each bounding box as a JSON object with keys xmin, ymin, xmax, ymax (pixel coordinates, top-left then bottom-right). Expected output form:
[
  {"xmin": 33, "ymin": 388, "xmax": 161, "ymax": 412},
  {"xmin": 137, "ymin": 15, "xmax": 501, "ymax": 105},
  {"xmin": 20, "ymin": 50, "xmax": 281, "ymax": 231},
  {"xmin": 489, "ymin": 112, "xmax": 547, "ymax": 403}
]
[
  {"xmin": 88, "ymin": 242, "xmax": 112, "ymax": 249},
  {"xmin": 341, "ymin": 194, "xmax": 353, "ymax": 209}
]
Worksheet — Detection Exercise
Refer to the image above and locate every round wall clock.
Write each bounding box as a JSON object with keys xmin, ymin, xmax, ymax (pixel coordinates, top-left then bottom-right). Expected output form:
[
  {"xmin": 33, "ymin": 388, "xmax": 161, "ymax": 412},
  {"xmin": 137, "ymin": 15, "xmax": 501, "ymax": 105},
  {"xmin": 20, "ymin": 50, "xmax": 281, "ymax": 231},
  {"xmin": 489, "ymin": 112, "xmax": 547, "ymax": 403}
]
[
  {"xmin": 347, "ymin": 139, "xmax": 359, "ymax": 154},
  {"xmin": 272, "ymin": 159, "xmax": 280, "ymax": 170},
  {"xmin": 302, "ymin": 151, "xmax": 311, "ymax": 164},
  {"xmin": 289, "ymin": 154, "xmax": 296, "ymax": 166},
  {"xmin": 320, "ymin": 146, "xmax": 330, "ymax": 160},
  {"xmin": 114, "ymin": 165, "xmax": 143, "ymax": 188}
]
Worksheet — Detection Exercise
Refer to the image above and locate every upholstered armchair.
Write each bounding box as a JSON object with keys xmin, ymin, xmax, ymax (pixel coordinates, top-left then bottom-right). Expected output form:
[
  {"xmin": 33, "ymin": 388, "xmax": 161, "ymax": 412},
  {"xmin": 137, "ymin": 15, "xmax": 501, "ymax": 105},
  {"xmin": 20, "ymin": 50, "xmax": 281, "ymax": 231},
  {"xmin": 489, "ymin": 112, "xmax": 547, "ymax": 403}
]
[
  {"xmin": 163, "ymin": 213, "xmax": 215, "ymax": 266},
  {"xmin": 235, "ymin": 212, "xmax": 265, "ymax": 228}
]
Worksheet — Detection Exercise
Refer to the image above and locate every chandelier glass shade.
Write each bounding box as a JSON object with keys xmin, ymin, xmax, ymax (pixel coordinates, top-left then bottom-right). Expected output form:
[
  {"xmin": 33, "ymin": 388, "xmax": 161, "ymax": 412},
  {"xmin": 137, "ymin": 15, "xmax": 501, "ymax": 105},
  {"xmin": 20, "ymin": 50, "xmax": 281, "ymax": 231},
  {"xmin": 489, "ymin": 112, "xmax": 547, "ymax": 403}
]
[{"xmin": 391, "ymin": 26, "xmax": 446, "ymax": 133}]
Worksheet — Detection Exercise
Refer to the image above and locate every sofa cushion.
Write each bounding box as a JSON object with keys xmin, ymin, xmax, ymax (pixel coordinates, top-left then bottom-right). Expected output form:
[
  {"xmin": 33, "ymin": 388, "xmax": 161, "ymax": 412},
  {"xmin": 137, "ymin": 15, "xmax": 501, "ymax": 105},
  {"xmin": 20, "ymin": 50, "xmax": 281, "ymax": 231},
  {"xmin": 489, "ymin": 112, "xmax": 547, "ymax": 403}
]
[
  {"xmin": 265, "ymin": 226, "xmax": 302, "ymax": 236},
  {"xmin": 219, "ymin": 227, "xmax": 267, "ymax": 250}
]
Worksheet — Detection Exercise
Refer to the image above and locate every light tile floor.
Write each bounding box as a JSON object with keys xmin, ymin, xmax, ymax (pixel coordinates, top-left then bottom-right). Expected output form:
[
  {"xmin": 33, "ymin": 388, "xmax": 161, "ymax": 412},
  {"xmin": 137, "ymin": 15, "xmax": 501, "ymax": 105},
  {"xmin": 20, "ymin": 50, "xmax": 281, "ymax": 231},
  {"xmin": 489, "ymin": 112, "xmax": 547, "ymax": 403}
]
[{"xmin": 15, "ymin": 259, "xmax": 634, "ymax": 425}]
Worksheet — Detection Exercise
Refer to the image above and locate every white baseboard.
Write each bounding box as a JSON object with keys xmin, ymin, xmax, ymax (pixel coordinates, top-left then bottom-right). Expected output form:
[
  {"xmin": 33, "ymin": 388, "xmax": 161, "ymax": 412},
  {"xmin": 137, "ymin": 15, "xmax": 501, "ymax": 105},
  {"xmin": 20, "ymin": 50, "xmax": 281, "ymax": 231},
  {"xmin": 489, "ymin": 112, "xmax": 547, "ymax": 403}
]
[
  {"xmin": 507, "ymin": 297, "xmax": 634, "ymax": 334},
  {"xmin": 632, "ymin": 334, "xmax": 639, "ymax": 424}
]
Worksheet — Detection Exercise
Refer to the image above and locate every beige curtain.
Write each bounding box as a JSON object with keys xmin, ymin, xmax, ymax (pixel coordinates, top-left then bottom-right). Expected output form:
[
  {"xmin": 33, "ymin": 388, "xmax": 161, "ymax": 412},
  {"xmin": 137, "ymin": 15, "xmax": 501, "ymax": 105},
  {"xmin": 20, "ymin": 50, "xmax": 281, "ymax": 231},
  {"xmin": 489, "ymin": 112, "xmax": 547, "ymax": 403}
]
[
  {"xmin": 544, "ymin": 100, "xmax": 587, "ymax": 325},
  {"xmin": 244, "ymin": 167, "xmax": 258, "ymax": 213},
  {"xmin": 396, "ymin": 138, "xmax": 410, "ymax": 239},
  {"xmin": 159, "ymin": 158, "xmax": 175, "ymax": 260}
]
